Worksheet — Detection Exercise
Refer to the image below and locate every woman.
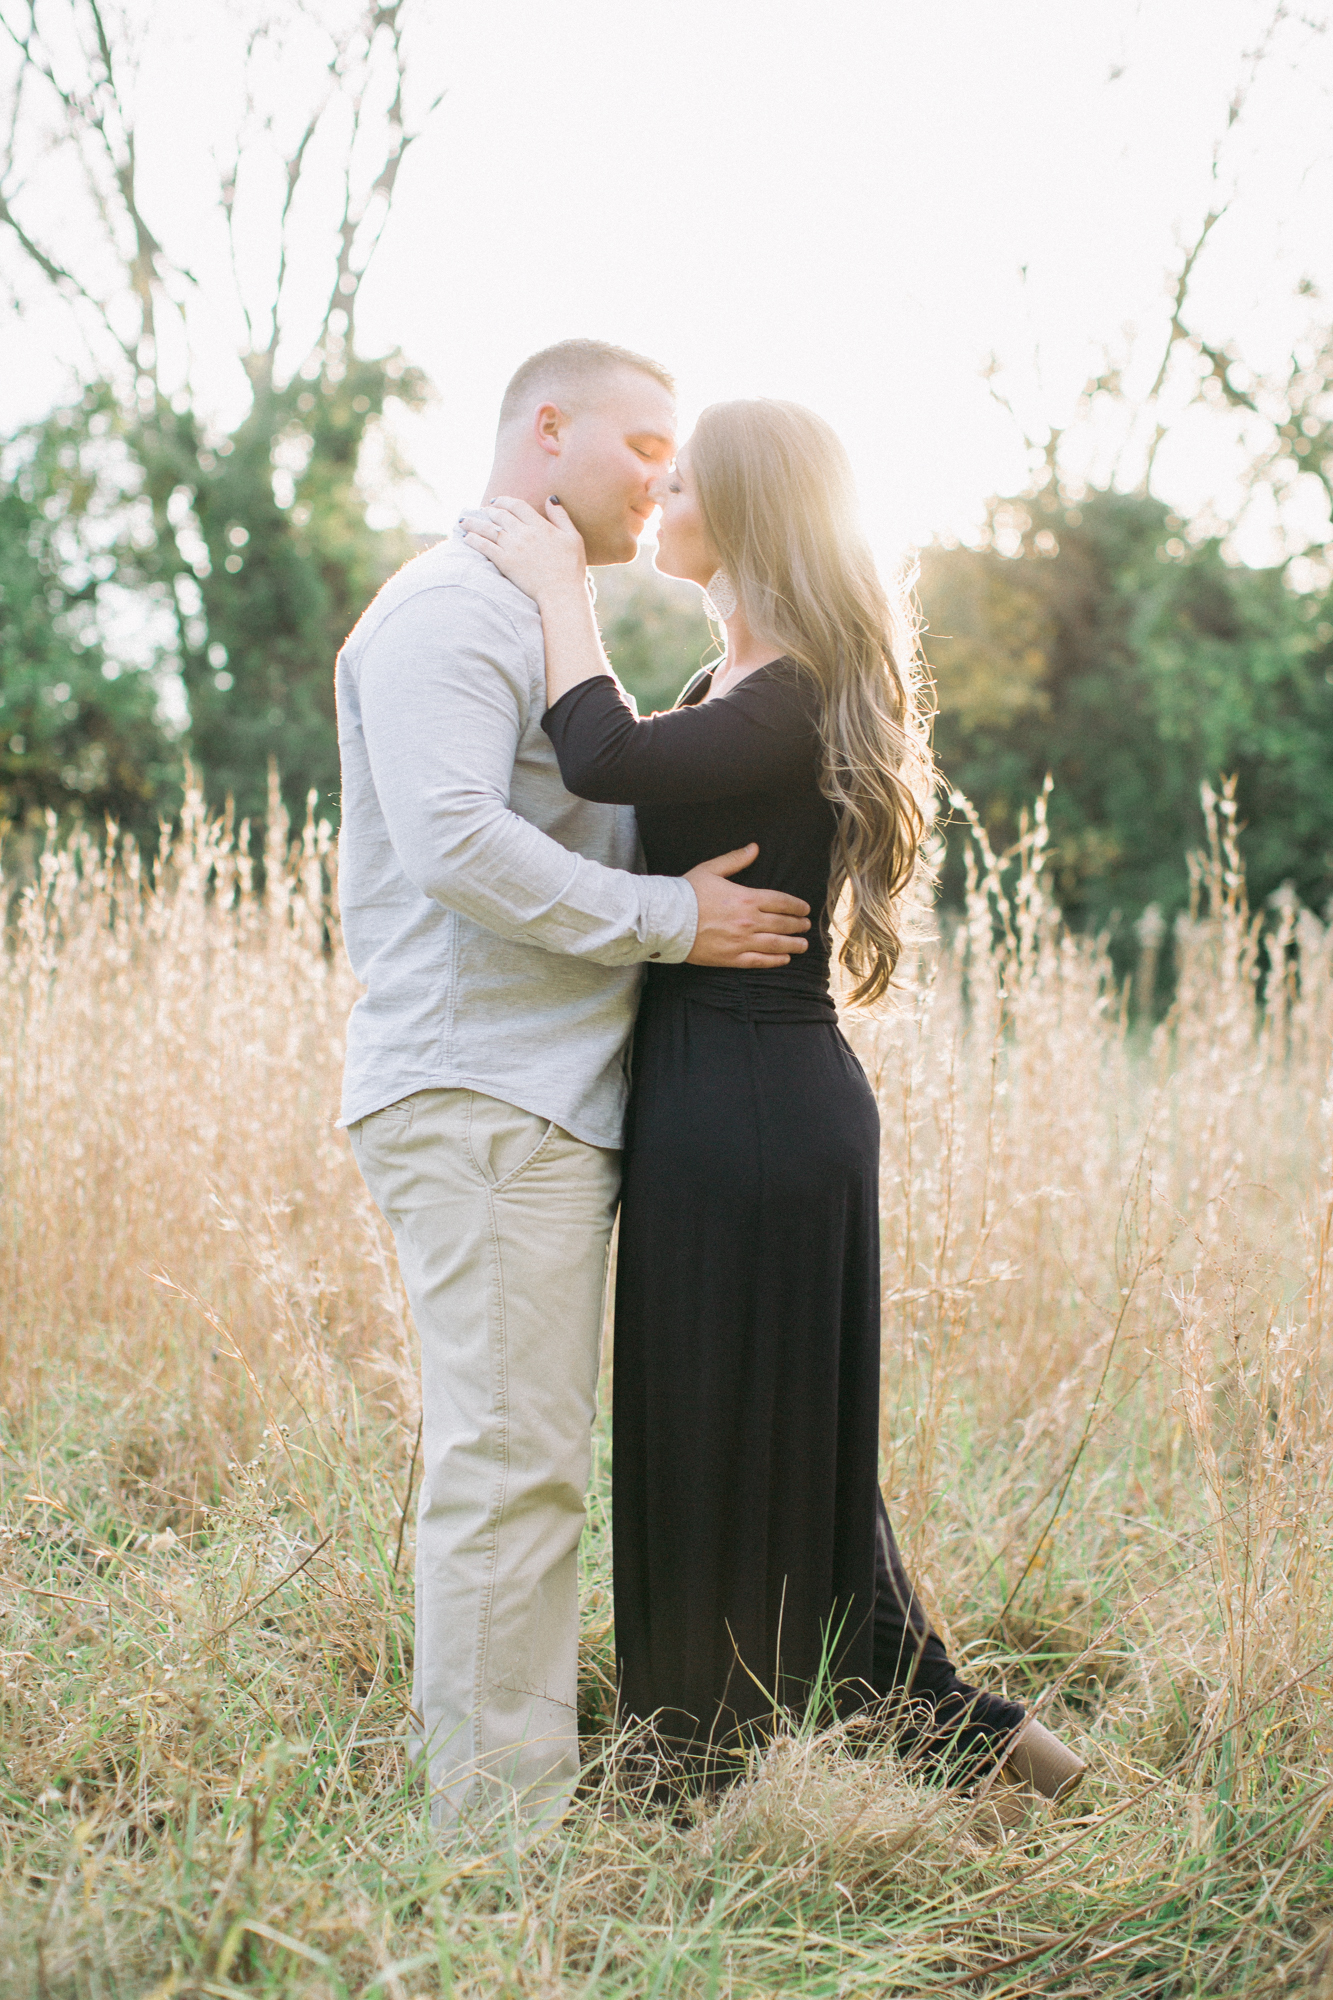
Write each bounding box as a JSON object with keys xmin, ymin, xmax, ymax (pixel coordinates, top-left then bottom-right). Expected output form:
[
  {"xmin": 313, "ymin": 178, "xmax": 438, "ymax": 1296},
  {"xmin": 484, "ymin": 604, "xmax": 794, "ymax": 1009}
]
[{"xmin": 462, "ymin": 401, "xmax": 1082, "ymax": 1806}]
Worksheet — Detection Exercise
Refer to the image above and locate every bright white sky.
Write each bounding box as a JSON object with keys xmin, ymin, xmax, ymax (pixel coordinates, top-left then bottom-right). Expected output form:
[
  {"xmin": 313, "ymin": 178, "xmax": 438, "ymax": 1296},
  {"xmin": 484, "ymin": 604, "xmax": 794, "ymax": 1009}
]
[{"xmin": 5, "ymin": 0, "xmax": 1333, "ymax": 570}]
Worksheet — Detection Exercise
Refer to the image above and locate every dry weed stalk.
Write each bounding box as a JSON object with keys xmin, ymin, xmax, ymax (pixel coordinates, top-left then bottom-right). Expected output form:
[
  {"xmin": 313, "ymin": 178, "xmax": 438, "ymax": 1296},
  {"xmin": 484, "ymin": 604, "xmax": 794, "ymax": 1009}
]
[
  {"xmin": 849, "ymin": 778, "xmax": 1333, "ymax": 1760},
  {"xmin": 1, "ymin": 773, "xmax": 415, "ymax": 1500}
]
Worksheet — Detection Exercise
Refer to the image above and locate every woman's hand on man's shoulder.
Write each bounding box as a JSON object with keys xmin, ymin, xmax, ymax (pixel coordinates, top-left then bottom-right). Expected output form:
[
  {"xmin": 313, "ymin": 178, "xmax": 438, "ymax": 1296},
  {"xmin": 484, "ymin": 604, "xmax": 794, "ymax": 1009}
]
[{"xmin": 458, "ymin": 495, "xmax": 586, "ymax": 609}]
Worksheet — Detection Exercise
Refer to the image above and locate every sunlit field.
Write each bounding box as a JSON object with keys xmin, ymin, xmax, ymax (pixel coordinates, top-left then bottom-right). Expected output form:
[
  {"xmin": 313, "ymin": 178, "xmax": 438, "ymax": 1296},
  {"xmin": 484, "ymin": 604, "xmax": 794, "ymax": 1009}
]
[{"xmin": 2, "ymin": 783, "xmax": 1331, "ymax": 1998}]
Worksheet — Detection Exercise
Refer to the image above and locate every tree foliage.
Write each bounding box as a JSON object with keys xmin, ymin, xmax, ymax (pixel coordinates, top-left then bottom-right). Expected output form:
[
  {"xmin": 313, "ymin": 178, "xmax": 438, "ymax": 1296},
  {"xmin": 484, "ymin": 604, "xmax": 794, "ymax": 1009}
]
[
  {"xmin": 0, "ymin": 402, "xmax": 171, "ymax": 834},
  {"xmin": 922, "ymin": 487, "xmax": 1333, "ymax": 933},
  {"xmin": 0, "ymin": 0, "xmax": 440, "ymax": 829},
  {"xmin": 116, "ymin": 345, "xmax": 425, "ymax": 824}
]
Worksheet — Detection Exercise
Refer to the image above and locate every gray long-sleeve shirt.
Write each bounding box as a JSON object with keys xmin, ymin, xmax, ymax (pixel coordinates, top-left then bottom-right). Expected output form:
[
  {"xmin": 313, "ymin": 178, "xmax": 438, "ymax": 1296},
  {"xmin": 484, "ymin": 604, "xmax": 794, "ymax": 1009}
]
[{"xmin": 336, "ymin": 539, "xmax": 698, "ymax": 1145}]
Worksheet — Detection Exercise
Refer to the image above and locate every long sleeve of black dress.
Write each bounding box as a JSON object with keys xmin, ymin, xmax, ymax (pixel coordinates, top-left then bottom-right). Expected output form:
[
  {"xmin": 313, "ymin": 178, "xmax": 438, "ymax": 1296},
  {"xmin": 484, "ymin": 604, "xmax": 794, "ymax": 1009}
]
[
  {"xmin": 544, "ymin": 667, "xmax": 839, "ymax": 951},
  {"xmin": 544, "ymin": 661, "xmax": 1026, "ymax": 1784},
  {"xmin": 543, "ymin": 667, "xmax": 816, "ymax": 804}
]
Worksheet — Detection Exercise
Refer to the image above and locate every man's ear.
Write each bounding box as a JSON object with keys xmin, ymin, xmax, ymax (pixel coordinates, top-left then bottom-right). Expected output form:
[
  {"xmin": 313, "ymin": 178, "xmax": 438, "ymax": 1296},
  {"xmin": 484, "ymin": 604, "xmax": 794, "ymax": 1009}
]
[{"xmin": 534, "ymin": 402, "xmax": 566, "ymax": 458}]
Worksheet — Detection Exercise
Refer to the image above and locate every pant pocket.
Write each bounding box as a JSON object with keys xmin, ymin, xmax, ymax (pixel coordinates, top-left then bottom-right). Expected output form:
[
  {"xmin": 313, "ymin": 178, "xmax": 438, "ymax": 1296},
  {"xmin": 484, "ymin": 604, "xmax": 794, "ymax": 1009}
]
[
  {"xmin": 362, "ymin": 1093, "xmax": 420, "ymax": 1136},
  {"xmin": 464, "ymin": 1092, "xmax": 557, "ymax": 1191}
]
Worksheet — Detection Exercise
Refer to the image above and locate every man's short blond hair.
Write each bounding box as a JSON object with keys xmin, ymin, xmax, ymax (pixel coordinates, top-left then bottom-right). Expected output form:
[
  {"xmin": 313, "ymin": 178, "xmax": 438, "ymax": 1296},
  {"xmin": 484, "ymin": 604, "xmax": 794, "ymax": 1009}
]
[{"xmin": 497, "ymin": 338, "xmax": 675, "ymax": 432}]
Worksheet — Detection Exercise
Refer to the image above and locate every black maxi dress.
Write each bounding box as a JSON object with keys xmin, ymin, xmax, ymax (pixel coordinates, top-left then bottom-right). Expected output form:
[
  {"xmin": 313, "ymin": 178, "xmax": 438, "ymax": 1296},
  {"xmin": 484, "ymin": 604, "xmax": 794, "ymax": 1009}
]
[{"xmin": 544, "ymin": 660, "xmax": 1024, "ymax": 1781}]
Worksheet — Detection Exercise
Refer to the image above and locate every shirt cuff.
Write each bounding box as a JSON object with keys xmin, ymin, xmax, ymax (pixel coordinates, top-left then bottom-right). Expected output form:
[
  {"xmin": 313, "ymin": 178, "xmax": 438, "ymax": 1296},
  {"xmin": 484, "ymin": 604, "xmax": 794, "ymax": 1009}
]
[{"xmin": 640, "ymin": 873, "xmax": 698, "ymax": 963}]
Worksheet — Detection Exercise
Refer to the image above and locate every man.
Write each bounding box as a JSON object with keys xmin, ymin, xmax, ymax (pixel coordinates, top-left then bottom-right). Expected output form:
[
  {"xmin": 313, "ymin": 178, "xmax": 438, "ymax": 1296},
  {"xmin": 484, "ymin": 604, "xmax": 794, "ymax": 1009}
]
[{"xmin": 336, "ymin": 339, "xmax": 810, "ymax": 1832}]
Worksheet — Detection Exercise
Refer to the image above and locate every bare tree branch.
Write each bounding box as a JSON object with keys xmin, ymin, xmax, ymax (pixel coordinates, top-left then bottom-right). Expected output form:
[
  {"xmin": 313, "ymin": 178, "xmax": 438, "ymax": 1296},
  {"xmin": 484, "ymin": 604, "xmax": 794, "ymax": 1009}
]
[
  {"xmin": 0, "ymin": 0, "xmax": 443, "ymax": 401},
  {"xmin": 1136, "ymin": 205, "xmax": 1228, "ymax": 487},
  {"xmin": 310, "ymin": 1, "xmax": 437, "ymax": 358},
  {"xmin": 1195, "ymin": 323, "xmax": 1333, "ymax": 521},
  {"xmin": 1125, "ymin": 2, "xmax": 1333, "ymax": 555},
  {"xmin": 0, "ymin": 181, "xmax": 135, "ymax": 365},
  {"xmin": 267, "ymin": 98, "xmax": 328, "ymax": 367},
  {"xmin": 1134, "ymin": 1, "xmax": 1310, "ymax": 489},
  {"xmin": 0, "ymin": 0, "xmax": 203, "ymax": 377}
]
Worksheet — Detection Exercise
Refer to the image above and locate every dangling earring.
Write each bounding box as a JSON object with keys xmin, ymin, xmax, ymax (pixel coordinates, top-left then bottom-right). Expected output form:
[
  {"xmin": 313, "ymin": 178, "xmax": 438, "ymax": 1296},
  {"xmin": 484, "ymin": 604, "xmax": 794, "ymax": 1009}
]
[{"xmin": 704, "ymin": 568, "xmax": 737, "ymax": 621}]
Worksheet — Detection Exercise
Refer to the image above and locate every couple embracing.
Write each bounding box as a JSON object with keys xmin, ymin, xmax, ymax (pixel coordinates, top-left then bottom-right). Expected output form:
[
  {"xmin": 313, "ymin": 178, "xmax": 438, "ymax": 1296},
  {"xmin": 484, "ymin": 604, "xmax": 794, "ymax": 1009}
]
[{"xmin": 336, "ymin": 339, "xmax": 1083, "ymax": 1835}]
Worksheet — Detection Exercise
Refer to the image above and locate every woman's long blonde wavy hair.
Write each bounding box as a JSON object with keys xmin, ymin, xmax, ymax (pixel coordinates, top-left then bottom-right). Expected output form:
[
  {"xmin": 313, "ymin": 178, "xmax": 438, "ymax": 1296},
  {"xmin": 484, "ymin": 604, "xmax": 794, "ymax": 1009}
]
[{"xmin": 690, "ymin": 400, "xmax": 936, "ymax": 1005}]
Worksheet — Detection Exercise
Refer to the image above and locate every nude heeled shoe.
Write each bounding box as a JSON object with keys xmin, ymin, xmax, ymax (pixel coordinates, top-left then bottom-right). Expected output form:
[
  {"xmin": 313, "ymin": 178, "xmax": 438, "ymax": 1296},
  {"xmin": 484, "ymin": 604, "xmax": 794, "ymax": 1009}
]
[
  {"xmin": 1001, "ymin": 1717, "xmax": 1087, "ymax": 1801},
  {"xmin": 969, "ymin": 1719, "xmax": 1086, "ymax": 1840}
]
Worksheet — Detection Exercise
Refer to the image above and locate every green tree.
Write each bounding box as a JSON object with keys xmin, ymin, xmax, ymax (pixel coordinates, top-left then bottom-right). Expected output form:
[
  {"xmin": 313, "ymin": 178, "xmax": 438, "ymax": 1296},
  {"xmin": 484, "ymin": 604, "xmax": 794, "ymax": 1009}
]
[
  {"xmin": 0, "ymin": 1, "xmax": 440, "ymax": 826},
  {"xmin": 113, "ymin": 346, "xmax": 426, "ymax": 825},
  {"xmin": 0, "ymin": 410, "xmax": 172, "ymax": 836},
  {"xmin": 921, "ymin": 486, "xmax": 1333, "ymax": 933}
]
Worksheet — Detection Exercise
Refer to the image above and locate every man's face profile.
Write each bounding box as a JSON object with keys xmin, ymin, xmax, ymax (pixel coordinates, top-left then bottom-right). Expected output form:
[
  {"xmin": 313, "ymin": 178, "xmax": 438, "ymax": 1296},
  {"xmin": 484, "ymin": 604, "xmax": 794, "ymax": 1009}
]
[{"xmin": 542, "ymin": 370, "xmax": 677, "ymax": 565}]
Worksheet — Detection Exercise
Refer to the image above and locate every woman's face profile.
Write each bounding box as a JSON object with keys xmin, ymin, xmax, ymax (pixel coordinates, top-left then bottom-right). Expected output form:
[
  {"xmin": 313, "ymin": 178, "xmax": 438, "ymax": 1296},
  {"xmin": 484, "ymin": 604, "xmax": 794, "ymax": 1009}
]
[{"xmin": 650, "ymin": 444, "xmax": 719, "ymax": 591}]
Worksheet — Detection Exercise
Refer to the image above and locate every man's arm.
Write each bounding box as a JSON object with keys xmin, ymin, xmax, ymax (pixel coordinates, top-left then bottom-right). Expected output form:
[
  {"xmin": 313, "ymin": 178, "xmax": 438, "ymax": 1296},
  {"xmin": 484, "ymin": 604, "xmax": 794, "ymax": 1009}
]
[{"xmin": 357, "ymin": 585, "xmax": 809, "ymax": 969}]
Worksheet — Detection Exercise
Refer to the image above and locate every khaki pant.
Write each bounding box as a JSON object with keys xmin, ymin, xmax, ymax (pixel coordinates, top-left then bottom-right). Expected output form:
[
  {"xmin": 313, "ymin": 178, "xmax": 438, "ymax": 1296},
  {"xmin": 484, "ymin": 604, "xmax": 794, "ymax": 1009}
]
[{"xmin": 349, "ymin": 1088, "xmax": 619, "ymax": 1832}]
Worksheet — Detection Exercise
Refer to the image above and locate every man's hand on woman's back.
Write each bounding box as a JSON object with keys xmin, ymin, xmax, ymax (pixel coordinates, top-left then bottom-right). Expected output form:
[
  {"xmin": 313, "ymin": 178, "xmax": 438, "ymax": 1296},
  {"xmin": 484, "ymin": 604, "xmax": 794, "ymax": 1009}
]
[{"xmin": 684, "ymin": 844, "xmax": 810, "ymax": 969}]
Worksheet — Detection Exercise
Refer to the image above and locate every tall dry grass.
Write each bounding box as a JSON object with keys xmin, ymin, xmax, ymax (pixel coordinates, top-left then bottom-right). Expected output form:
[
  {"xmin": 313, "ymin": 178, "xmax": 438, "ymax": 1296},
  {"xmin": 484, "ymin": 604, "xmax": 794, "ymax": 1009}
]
[
  {"xmin": 1, "ymin": 774, "xmax": 1332, "ymax": 1996},
  {"xmin": 851, "ymin": 781, "xmax": 1333, "ymax": 1805},
  {"xmin": 1, "ymin": 776, "xmax": 414, "ymax": 1507}
]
